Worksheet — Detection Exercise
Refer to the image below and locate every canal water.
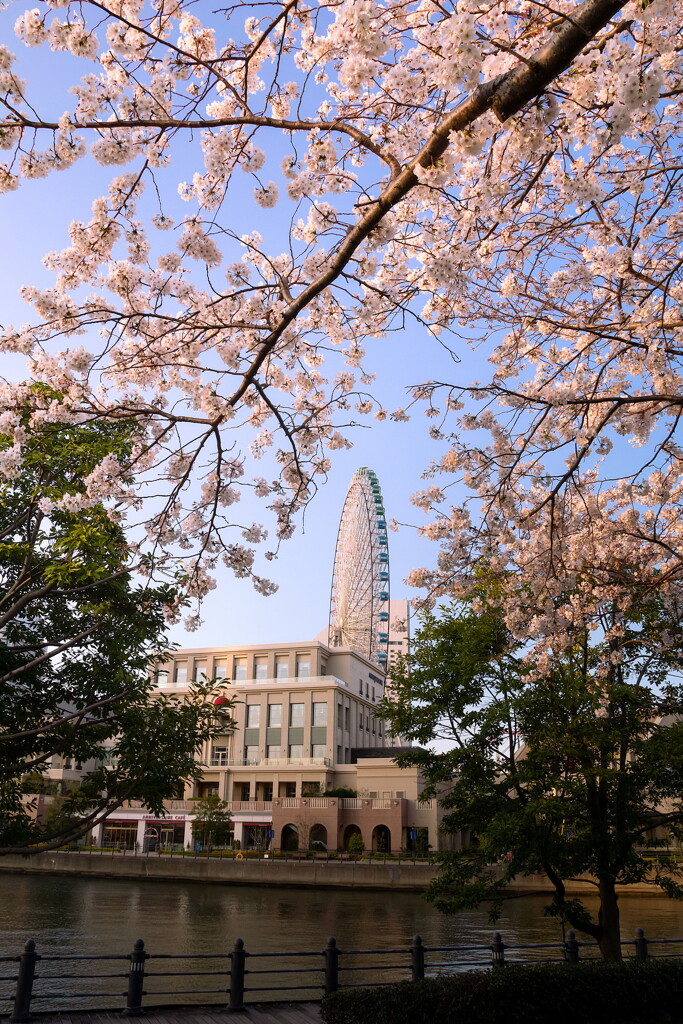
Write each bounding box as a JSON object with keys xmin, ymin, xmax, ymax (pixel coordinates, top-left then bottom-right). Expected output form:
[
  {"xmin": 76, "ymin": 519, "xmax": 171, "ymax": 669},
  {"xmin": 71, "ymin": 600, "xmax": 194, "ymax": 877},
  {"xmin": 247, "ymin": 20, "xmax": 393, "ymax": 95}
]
[{"xmin": 0, "ymin": 873, "xmax": 682, "ymax": 1008}]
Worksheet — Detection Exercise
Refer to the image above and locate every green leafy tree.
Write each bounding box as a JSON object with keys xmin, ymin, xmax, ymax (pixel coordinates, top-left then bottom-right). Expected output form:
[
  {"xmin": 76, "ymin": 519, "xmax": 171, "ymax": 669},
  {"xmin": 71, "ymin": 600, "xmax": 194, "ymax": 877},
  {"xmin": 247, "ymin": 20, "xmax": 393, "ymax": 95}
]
[
  {"xmin": 0, "ymin": 397, "xmax": 234, "ymax": 853},
  {"xmin": 348, "ymin": 831, "xmax": 365, "ymax": 856},
  {"xmin": 380, "ymin": 601, "xmax": 683, "ymax": 961},
  {"xmin": 191, "ymin": 794, "xmax": 233, "ymax": 848}
]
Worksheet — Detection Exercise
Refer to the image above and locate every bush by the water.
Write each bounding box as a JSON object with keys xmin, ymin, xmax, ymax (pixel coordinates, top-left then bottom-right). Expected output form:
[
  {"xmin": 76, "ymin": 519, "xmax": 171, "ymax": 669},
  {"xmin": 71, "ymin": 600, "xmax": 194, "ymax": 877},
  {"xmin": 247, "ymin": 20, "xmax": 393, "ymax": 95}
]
[{"xmin": 320, "ymin": 960, "xmax": 683, "ymax": 1024}]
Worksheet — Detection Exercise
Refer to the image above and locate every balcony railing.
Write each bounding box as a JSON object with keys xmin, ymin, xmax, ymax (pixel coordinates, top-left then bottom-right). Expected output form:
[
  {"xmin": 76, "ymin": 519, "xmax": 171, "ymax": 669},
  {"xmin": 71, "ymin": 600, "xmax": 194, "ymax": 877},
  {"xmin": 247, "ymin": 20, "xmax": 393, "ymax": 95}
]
[
  {"xmin": 206, "ymin": 756, "xmax": 331, "ymax": 768},
  {"xmin": 156, "ymin": 674, "xmax": 346, "ymax": 690}
]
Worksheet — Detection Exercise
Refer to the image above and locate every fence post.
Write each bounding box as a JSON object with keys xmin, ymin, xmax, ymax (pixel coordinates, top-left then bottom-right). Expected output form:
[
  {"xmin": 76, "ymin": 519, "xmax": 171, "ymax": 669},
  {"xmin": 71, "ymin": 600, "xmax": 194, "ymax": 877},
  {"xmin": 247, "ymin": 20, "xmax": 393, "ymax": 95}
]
[
  {"xmin": 634, "ymin": 928, "xmax": 648, "ymax": 960},
  {"xmin": 324, "ymin": 937, "xmax": 339, "ymax": 995},
  {"xmin": 410, "ymin": 935, "xmax": 425, "ymax": 982},
  {"xmin": 123, "ymin": 939, "xmax": 147, "ymax": 1016},
  {"xmin": 564, "ymin": 931, "xmax": 580, "ymax": 964},
  {"xmin": 491, "ymin": 932, "xmax": 506, "ymax": 968},
  {"xmin": 228, "ymin": 938, "xmax": 247, "ymax": 1011},
  {"xmin": 10, "ymin": 939, "xmax": 39, "ymax": 1023}
]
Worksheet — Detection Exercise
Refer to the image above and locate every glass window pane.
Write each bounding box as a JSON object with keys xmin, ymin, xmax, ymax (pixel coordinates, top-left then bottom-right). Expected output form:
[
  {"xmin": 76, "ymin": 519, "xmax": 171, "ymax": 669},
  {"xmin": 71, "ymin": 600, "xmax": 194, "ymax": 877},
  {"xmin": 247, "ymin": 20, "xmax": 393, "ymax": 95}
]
[
  {"xmin": 268, "ymin": 704, "xmax": 282, "ymax": 727},
  {"xmin": 312, "ymin": 702, "xmax": 327, "ymax": 726},
  {"xmin": 312, "ymin": 744, "xmax": 326, "ymax": 759},
  {"xmin": 289, "ymin": 703, "xmax": 305, "ymax": 727},
  {"xmin": 275, "ymin": 657, "xmax": 289, "ymax": 679},
  {"xmin": 266, "ymin": 745, "xmax": 280, "ymax": 760},
  {"xmin": 296, "ymin": 658, "xmax": 310, "ymax": 678},
  {"xmin": 254, "ymin": 658, "xmax": 268, "ymax": 680},
  {"xmin": 233, "ymin": 658, "xmax": 247, "ymax": 681},
  {"xmin": 214, "ymin": 662, "xmax": 227, "ymax": 679},
  {"xmin": 244, "ymin": 746, "xmax": 259, "ymax": 764},
  {"xmin": 288, "ymin": 745, "xmax": 304, "ymax": 760},
  {"xmin": 246, "ymin": 705, "xmax": 260, "ymax": 728},
  {"xmin": 174, "ymin": 664, "xmax": 187, "ymax": 684}
]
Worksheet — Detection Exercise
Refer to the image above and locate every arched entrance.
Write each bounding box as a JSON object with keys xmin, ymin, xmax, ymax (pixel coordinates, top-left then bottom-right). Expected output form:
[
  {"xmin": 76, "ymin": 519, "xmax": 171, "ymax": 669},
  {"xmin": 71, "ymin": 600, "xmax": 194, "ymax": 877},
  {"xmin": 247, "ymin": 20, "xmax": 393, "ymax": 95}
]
[
  {"xmin": 372, "ymin": 824, "xmax": 391, "ymax": 853},
  {"xmin": 281, "ymin": 823, "xmax": 299, "ymax": 851},
  {"xmin": 309, "ymin": 823, "xmax": 328, "ymax": 850},
  {"xmin": 342, "ymin": 824, "xmax": 363, "ymax": 852}
]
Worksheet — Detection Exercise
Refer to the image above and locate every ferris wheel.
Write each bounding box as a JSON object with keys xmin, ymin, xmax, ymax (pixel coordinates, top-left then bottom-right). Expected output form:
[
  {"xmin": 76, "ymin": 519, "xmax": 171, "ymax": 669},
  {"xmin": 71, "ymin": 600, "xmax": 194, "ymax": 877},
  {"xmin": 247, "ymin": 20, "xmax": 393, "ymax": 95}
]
[{"xmin": 328, "ymin": 467, "xmax": 390, "ymax": 668}]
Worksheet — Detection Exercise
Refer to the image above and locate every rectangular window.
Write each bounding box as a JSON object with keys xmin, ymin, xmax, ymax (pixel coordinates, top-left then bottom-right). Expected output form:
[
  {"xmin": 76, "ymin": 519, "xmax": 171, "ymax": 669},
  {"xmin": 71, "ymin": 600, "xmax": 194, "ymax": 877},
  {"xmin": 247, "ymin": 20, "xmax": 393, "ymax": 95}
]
[
  {"xmin": 246, "ymin": 705, "xmax": 261, "ymax": 728},
  {"xmin": 337, "ymin": 745, "xmax": 342, "ymax": 762},
  {"xmin": 275, "ymin": 656, "xmax": 289, "ymax": 679},
  {"xmin": 312, "ymin": 744, "xmax": 326, "ymax": 760},
  {"xmin": 268, "ymin": 704, "xmax": 282, "ymax": 727},
  {"xmin": 244, "ymin": 745, "xmax": 259, "ymax": 764},
  {"xmin": 396, "ymin": 791, "xmax": 405, "ymax": 798},
  {"xmin": 254, "ymin": 657, "xmax": 268, "ymax": 680},
  {"xmin": 174, "ymin": 663, "xmax": 187, "ymax": 684},
  {"xmin": 312, "ymin": 702, "xmax": 327, "ymax": 726},
  {"xmin": 289, "ymin": 703, "xmax": 305, "ymax": 727},
  {"xmin": 193, "ymin": 661, "xmax": 207, "ymax": 681},
  {"xmin": 266, "ymin": 745, "xmax": 280, "ymax": 761},
  {"xmin": 214, "ymin": 661, "xmax": 227, "ymax": 680},
  {"xmin": 288, "ymin": 744, "xmax": 304, "ymax": 760},
  {"xmin": 344, "ymin": 707, "xmax": 350, "ymax": 731},
  {"xmin": 210, "ymin": 746, "xmax": 228, "ymax": 766},
  {"xmin": 296, "ymin": 657, "xmax": 311, "ymax": 678},
  {"xmin": 155, "ymin": 669, "xmax": 169, "ymax": 687},
  {"xmin": 233, "ymin": 657, "xmax": 247, "ymax": 681}
]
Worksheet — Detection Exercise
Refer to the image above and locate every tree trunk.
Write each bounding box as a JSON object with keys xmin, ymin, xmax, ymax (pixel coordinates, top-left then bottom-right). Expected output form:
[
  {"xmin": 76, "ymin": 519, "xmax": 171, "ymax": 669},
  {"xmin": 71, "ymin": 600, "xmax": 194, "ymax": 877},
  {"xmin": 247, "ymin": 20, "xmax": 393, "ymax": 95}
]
[{"xmin": 597, "ymin": 877, "xmax": 622, "ymax": 961}]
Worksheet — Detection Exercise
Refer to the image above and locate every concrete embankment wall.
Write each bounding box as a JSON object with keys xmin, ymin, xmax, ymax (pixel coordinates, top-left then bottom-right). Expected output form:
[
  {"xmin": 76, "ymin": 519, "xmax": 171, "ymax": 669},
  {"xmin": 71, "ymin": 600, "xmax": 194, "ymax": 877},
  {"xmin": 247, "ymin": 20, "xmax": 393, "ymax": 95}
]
[
  {"xmin": 0, "ymin": 853, "xmax": 436, "ymax": 891},
  {"xmin": 0, "ymin": 854, "xmax": 668, "ymax": 897}
]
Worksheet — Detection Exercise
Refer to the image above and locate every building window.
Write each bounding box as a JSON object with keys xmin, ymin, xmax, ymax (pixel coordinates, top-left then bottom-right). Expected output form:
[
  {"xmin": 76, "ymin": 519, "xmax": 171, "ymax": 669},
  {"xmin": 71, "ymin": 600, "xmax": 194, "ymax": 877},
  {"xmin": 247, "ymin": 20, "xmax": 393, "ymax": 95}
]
[
  {"xmin": 233, "ymin": 657, "xmax": 247, "ymax": 681},
  {"xmin": 174, "ymin": 663, "xmax": 187, "ymax": 684},
  {"xmin": 246, "ymin": 705, "xmax": 261, "ymax": 728},
  {"xmin": 156, "ymin": 669, "xmax": 169, "ymax": 687},
  {"xmin": 210, "ymin": 746, "xmax": 228, "ymax": 766},
  {"xmin": 214, "ymin": 661, "xmax": 227, "ymax": 679},
  {"xmin": 254, "ymin": 657, "xmax": 268, "ymax": 680},
  {"xmin": 244, "ymin": 745, "xmax": 259, "ymax": 764},
  {"xmin": 345, "ymin": 707, "xmax": 350, "ymax": 731},
  {"xmin": 296, "ymin": 657, "xmax": 311, "ymax": 678},
  {"xmin": 268, "ymin": 704, "xmax": 282, "ymax": 727},
  {"xmin": 337, "ymin": 745, "xmax": 342, "ymax": 762},
  {"xmin": 312, "ymin": 702, "xmax": 327, "ymax": 726},
  {"xmin": 266, "ymin": 745, "xmax": 280, "ymax": 760},
  {"xmin": 193, "ymin": 661, "xmax": 207, "ymax": 681},
  {"xmin": 288, "ymin": 744, "xmax": 304, "ymax": 760},
  {"xmin": 275, "ymin": 656, "xmax": 289, "ymax": 679},
  {"xmin": 321, "ymin": 665, "xmax": 327, "ymax": 676},
  {"xmin": 289, "ymin": 703, "xmax": 304, "ymax": 727},
  {"xmin": 396, "ymin": 791, "xmax": 405, "ymax": 798},
  {"xmin": 312, "ymin": 744, "xmax": 326, "ymax": 760}
]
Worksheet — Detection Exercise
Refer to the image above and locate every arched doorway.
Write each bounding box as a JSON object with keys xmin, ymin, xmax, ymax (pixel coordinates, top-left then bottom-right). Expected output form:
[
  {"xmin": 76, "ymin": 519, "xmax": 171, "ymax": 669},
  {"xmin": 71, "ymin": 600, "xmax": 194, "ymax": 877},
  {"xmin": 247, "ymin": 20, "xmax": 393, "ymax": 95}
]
[
  {"xmin": 309, "ymin": 823, "xmax": 328, "ymax": 850},
  {"xmin": 372, "ymin": 824, "xmax": 391, "ymax": 853},
  {"xmin": 343, "ymin": 823, "xmax": 363, "ymax": 852},
  {"xmin": 281, "ymin": 823, "xmax": 299, "ymax": 851}
]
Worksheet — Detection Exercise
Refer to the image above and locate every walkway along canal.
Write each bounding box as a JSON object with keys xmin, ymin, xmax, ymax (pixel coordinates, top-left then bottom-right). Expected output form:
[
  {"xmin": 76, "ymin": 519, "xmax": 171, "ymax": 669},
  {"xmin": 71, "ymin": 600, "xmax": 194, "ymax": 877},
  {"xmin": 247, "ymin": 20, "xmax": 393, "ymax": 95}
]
[{"xmin": 0, "ymin": 850, "xmax": 675, "ymax": 896}]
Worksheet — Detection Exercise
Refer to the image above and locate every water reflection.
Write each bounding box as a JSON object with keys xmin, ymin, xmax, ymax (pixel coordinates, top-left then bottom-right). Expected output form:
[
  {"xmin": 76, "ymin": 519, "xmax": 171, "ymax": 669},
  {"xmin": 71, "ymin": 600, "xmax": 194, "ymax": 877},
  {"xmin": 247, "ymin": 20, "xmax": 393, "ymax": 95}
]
[{"xmin": 0, "ymin": 873, "xmax": 681, "ymax": 1008}]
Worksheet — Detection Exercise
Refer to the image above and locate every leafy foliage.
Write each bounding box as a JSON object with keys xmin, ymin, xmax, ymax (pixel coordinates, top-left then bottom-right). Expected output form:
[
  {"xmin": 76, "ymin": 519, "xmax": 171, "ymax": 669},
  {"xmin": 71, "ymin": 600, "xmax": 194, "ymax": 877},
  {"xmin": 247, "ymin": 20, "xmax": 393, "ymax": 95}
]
[
  {"xmin": 380, "ymin": 600, "xmax": 683, "ymax": 959},
  {"xmin": 191, "ymin": 794, "xmax": 233, "ymax": 848},
  {"xmin": 321, "ymin": 961, "xmax": 683, "ymax": 1024},
  {"xmin": 0, "ymin": 404, "xmax": 233, "ymax": 853}
]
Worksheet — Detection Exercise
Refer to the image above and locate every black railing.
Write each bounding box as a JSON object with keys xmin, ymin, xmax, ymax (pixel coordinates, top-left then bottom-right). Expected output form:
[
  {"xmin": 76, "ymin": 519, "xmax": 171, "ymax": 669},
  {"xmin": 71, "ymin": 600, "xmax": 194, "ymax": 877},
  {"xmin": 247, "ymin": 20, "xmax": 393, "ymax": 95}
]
[{"xmin": 2, "ymin": 928, "xmax": 682, "ymax": 1018}]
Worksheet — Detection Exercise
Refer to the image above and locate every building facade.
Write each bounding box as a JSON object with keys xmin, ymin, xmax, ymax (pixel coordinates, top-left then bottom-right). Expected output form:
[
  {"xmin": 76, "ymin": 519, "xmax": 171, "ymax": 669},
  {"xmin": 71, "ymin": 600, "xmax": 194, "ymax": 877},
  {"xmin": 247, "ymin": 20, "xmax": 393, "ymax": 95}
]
[{"xmin": 86, "ymin": 638, "xmax": 453, "ymax": 853}]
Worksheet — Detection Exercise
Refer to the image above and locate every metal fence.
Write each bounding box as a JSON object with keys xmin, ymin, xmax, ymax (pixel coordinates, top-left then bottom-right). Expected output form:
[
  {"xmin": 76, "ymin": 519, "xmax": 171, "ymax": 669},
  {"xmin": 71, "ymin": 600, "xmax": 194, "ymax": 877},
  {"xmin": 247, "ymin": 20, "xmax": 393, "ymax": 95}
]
[{"xmin": 2, "ymin": 928, "xmax": 682, "ymax": 1019}]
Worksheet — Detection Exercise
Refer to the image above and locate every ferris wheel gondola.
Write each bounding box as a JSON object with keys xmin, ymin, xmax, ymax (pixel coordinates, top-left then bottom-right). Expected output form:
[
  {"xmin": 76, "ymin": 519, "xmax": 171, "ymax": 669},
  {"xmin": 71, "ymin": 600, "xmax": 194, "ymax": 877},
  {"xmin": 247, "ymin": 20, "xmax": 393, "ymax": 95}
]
[{"xmin": 328, "ymin": 467, "xmax": 390, "ymax": 669}]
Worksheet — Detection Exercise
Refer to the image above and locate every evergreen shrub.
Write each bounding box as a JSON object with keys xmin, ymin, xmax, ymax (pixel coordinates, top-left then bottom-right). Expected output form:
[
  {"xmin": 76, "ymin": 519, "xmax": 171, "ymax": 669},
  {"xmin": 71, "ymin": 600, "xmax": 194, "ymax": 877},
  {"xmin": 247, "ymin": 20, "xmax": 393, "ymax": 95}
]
[{"xmin": 320, "ymin": 960, "xmax": 683, "ymax": 1024}]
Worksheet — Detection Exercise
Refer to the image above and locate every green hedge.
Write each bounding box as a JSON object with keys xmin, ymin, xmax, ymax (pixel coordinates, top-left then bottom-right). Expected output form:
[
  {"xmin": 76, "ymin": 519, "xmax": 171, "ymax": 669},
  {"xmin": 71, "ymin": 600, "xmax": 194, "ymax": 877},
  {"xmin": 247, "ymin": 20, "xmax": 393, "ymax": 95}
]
[{"xmin": 321, "ymin": 960, "xmax": 683, "ymax": 1024}]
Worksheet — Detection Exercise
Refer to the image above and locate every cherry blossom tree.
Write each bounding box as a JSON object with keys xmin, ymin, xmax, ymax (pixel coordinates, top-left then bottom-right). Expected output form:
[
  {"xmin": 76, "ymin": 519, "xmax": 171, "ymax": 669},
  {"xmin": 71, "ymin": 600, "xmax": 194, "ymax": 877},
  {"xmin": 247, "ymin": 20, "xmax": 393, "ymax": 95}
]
[{"xmin": 2, "ymin": 0, "xmax": 675, "ymax": 618}]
